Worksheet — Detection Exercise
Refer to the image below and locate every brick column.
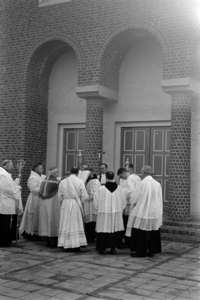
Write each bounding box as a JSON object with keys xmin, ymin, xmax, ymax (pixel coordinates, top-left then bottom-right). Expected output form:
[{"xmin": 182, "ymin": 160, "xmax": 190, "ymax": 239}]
[
  {"xmin": 162, "ymin": 78, "xmax": 200, "ymax": 221},
  {"xmin": 85, "ymin": 98, "xmax": 103, "ymax": 173},
  {"xmin": 76, "ymin": 84, "xmax": 118, "ymax": 174},
  {"xmin": 168, "ymin": 92, "xmax": 191, "ymax": 221}
]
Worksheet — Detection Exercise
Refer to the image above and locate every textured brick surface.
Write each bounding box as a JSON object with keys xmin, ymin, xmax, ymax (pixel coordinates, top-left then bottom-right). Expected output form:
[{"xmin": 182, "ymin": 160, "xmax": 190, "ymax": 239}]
[
  {"xmin": 168, "ymin": 92, "xmax": 191, "ymax": 221},
  {"xmin": 84, "ymin": 98, "xmax": 103, "ymax": 175},
  {"xmin": 0, "ymin": 0, "xmax": 199, "ymax": 213}
]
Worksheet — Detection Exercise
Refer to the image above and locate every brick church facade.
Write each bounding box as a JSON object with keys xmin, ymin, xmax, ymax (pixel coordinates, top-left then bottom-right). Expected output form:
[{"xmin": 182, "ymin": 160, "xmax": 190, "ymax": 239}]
[{"xmin": 0, "ymin": 0, "xmax": 200, "ymax": 220}]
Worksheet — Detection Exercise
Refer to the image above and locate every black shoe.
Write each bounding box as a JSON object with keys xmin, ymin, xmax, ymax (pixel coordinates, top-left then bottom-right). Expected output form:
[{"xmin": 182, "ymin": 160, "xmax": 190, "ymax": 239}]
[
  {"xmin": 109, "ymin": 248, "xmax": 117, "ymax": 254},
  {"xmin": 98, "ymin": 250, "xmax": 106, "ymax": 255},
  {"xmin": 73, "ymin": 247, "xmax": 81, "ymax": 252},
  {"xmin": 130, "ymin": 253, "xmax": 137, "ymax": 257}
]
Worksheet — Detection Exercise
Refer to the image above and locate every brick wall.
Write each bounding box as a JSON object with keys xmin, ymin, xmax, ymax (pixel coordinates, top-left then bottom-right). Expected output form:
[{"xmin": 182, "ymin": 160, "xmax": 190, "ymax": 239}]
[{"xmin": 0, "ymin": 0, "xmax": 199, "ymax": 204}]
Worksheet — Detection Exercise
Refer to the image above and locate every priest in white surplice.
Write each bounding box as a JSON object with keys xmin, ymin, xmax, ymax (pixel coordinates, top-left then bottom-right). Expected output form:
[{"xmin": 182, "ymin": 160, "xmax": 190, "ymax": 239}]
[
  {"xmin": 126, "ymin": 165, "xmax": 163, "ymax": 257},
  {"xmin": 19, "ymin": 163, "xmax": 45, "ymax": 239},
  {"xmin": 117, "ymin": 167, "xmax": 141, "ymax": 247},
  {"xmin": 0, "ymin": 160, "xmax": 22, "ymax": 246},
  {"xmin": 38, "ymin": 167, "xmax": 60, "ymax": 247},
  {"xmin": 84, "ymin": 169, "xmax": 101, "ymax": 242},
  {"xmin": 94, "ymin": 171, "xmax": 126, "ymax": 254},
  {"xmin": 58, "ymin": 167, "xmax": 89, "ymax": 251}
]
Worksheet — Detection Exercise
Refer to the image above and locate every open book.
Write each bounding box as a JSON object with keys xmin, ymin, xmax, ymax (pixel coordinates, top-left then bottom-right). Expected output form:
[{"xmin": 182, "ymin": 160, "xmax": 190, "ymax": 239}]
[{"xmin": 78, "ymin": 170, "xmax": 90, "ymax": 184}]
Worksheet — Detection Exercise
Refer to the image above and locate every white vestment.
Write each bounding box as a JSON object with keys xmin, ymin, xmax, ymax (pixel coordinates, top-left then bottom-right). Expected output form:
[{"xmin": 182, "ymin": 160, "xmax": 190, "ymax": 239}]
[
  {"xmin": 94, "ymin": 185, "xmax": 126, "ymax": 233},
  {"xmin": 84, "ymin": 178, "xmax": 101, "ymax": 223},
  {"xmin": 38, "ymin": 177, "xmax": 60, "ymax": 238},
  {"xmin": 0, "ymin": 167, "xmax": 22, "ymax": 215},
  {"xmin": 98, "ymin": 174, "xmax": 106, "ymax": 185},
  {"xmin": 19, "ymin": 171, "xmax": 45, "ymax": 235},
  {"xmin": 120, "ymin": 174, "xmax": 141, "ymax": 216},
  {"xmin": 58, "ymin": 174, "xmax": 89, "ymax": 249},
  {"xmin": 126, "ymin": 175, "xmax": 163, "ymax": 236}
]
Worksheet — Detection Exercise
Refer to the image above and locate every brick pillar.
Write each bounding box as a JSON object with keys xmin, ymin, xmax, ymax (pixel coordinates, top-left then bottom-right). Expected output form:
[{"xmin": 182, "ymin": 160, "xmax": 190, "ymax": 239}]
[
  {"xmin": 168, "ymin": 92, "xmax": 191, "ymax": 221},
  {"xmin": 85, "ymin": 98, "xmax": 103, "ymax": 173}
]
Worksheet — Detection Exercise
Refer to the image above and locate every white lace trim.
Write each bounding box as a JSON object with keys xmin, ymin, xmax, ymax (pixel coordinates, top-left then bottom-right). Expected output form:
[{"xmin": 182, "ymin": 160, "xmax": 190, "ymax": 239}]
[
  {"xmin": 126, "ymin": 216, "xmax": 162, "ymax": 236},
  {"xmin": 96, "ymin": 212, "xmax": 124, "ymax": 233},
  {"xmin": 84, "ymin": 214, "xmax": 96, "ymax": 223}
]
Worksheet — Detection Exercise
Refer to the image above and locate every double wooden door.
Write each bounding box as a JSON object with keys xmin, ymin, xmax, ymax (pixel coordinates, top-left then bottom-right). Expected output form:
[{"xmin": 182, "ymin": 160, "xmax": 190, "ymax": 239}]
[{"xmin": 121, "ymin": 126, "xmax": 170, "ymax": 206}]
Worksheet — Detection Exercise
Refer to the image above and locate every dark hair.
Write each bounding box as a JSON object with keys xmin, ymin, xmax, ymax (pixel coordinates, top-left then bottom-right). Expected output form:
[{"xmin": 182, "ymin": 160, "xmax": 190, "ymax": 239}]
[
  {"xmin": 117, "ymin": 168, "xmax": 126, "ymax": 176},
  {"xmin": 101, "ymin": 163, "xmax": 108, "ymax": 169},
  {"xmin": 32, "ymin": 163, "xmax": 43, "ymax": 171},
  {"xmin": 106, "ymin": 171, "xmax": 114, "ymax": 180},
  {"xmin": 86, "ymin": 172, "xmax": 97, "ymax": 185},
  {"xmin": 70, "ymin": 167, "xmax": 79, "ymax": 175},
  {"xmin": 128, "ymin": 163, "xmax": 134, "ymax": 169}
]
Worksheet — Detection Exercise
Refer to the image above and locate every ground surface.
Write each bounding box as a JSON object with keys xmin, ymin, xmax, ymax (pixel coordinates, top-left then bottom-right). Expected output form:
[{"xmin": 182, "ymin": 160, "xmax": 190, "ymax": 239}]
[{"xmin": 0, "ymin": 238, "xmax": 200, "ymax": 300}]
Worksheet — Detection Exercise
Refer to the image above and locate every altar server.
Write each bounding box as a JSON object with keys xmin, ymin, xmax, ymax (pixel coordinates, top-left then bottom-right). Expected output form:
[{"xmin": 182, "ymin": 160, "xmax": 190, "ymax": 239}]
[
  {"xmin": 84, "ymin": 169, "xmax": 101, "ymax": 242},
  {"xmin": 94, "ymin": 171, "xmax": 126, "ymax": 254}
]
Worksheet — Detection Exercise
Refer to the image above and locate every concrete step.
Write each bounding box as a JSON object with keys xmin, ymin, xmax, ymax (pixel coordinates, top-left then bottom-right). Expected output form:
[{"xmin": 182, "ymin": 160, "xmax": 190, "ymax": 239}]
[
  {"xmin": 161, "ymin": 232, "xmax": 200, "ymax": 244},
  {"xmin": 161, "ymin": 225, "xmax": 200, "ymax": 237},
  {"xmin": 163, "ymin": 220, "xmax": 200, "ymax": 229}
]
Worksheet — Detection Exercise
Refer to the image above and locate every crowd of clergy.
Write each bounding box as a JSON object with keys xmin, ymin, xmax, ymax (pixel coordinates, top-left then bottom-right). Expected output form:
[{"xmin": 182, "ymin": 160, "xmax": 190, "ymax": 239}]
[{"xmin": 0, "ymin": 159, "xmax": 163, "ymax": 258}]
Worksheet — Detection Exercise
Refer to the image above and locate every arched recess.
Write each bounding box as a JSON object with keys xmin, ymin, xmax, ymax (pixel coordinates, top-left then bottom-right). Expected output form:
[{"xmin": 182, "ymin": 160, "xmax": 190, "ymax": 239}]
[
  {"xmin": 97, "ymin": 25, "xmax": 169, "ymax": 91},
  {"xmin": 22, "ymin": 38, "xmax": 79, "ymax": 199}
]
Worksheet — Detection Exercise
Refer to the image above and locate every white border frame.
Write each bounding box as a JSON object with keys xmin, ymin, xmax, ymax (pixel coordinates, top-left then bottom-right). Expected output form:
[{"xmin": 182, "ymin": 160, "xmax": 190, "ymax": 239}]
[
  {"xmin": 134, "ymin": 154, "xmax": 145, "ymax": 175},
  {"xmin": 164, "ymin": 179, "xmax": 169, "ymax": 202},
  {"xmin": 165, "ymin": 130, "xmax": 171, "ymax": 151},
  {"xmin": 135, "ymin": 130, "xmax": 145, "ymax": 152},
  {"xmin": 152, "ymin": 154, "xmax": 163, "ymax": 176},
  {"xmin": 124, "ymin": 130, "xmax": 134, "ymax": 151},
  {"xmin": 66, "ymin": 131, "xmax": 76, "ymax": 151},
  {"xmin": 153, "ymin": 129, "xmax": 164, "ymax": 151}
]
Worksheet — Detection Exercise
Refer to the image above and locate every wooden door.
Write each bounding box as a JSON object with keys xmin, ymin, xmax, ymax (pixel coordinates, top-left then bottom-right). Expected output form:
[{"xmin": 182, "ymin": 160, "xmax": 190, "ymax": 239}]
[
  {"xmin": 63, "ymin": 129, "xmax": 85, "ymax": 176},
  {"xmin": 121, "ymin": 126, "xmax": 170, "ymax": 209}
]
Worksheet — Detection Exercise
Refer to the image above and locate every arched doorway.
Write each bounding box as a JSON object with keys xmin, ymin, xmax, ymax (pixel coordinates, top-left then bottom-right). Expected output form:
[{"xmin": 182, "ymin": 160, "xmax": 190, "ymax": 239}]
[
  {"xmin": 98, "ymin": 29, "xmax": 171, "ymax": 211},
  {"xmin": 23, "ymin": 39, "xmax": 83, "ymax": 198}
]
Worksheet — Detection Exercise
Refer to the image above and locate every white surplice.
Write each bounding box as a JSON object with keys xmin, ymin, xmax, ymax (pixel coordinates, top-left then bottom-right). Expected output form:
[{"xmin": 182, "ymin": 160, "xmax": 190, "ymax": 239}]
[
  {"xmin": 120, "ymin": 174, "xmax": 141, "ymax": 216},
  {"xmin": 98, "ymin": 174, "xmax": 106, "ymax": 185},
  {"xmin": 58, "ymin": 174, "xmax": 89, "ymax": 249},
  {"xmin": 84, "ymin": 178, "xmax": 101, "ymax": 223},
  {"xmin": 94, "ymin": 185, "xmax": 126, "ymax": 233},
  {"xmin": 19, "ymin": 171, "xmax": 45, "ymax": 235},
  {"xmin": 0, "ymin": 167, "xmax": 21, "ymax": 215},
  {"xmin": 126, "ymin": 175, "xmax": 163, "ymax": 236}
]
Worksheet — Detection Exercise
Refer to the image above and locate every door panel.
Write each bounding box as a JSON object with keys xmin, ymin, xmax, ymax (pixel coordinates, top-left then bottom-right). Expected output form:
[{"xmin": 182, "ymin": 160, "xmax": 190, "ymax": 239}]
[{"xmin": 63, "ymin": 128, "xmax": 85, "ymax": 176}]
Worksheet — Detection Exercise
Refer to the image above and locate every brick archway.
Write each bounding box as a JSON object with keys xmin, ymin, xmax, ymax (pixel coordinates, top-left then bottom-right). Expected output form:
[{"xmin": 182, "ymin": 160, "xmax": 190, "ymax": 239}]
[
  {"xmin": 22, "ymin": 38, "xmax": 79, "ymax": 200},
  {"xmin": 97, "ymin": 24, "xmax": 169, "ymax": 91},
  {"xmin": 187, "ymin": 30, "xmax": 200, "ymax": 82}
]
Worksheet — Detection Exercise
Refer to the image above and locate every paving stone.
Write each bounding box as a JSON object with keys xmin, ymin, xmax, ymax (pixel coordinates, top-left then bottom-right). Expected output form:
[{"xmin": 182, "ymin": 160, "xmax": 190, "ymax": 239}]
[
  {"xmin": 148, "ymin": 291, "xmax": 176, "ymax": 299},
  {"xmin": 179, "ymin": 290, "xmax": 200, "ymax": 299},
  {"xmin": 20, "ymin": 293, "xmax": 49, "ymax": 300},
  {"xmin": 118, "ymin": 293, "xmax": 145, "ymax": 300},
  {"xmin": 53, "ymin": 291, "xmax": 83, "ymax": 300}
]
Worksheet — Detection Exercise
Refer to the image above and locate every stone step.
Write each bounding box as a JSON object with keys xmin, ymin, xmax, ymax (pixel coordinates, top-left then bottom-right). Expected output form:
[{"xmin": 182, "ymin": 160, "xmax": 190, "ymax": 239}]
[
  {"xmin": 161, "ymin": 225, "xmax": 200, "ymax": 237},
  {"xmin": 161, "ymin": 232, "xmax": 200, "ymax": 244},
  {"xmin": 163, "ymin": 220, "xmax": 200, "ymax": 229}
]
